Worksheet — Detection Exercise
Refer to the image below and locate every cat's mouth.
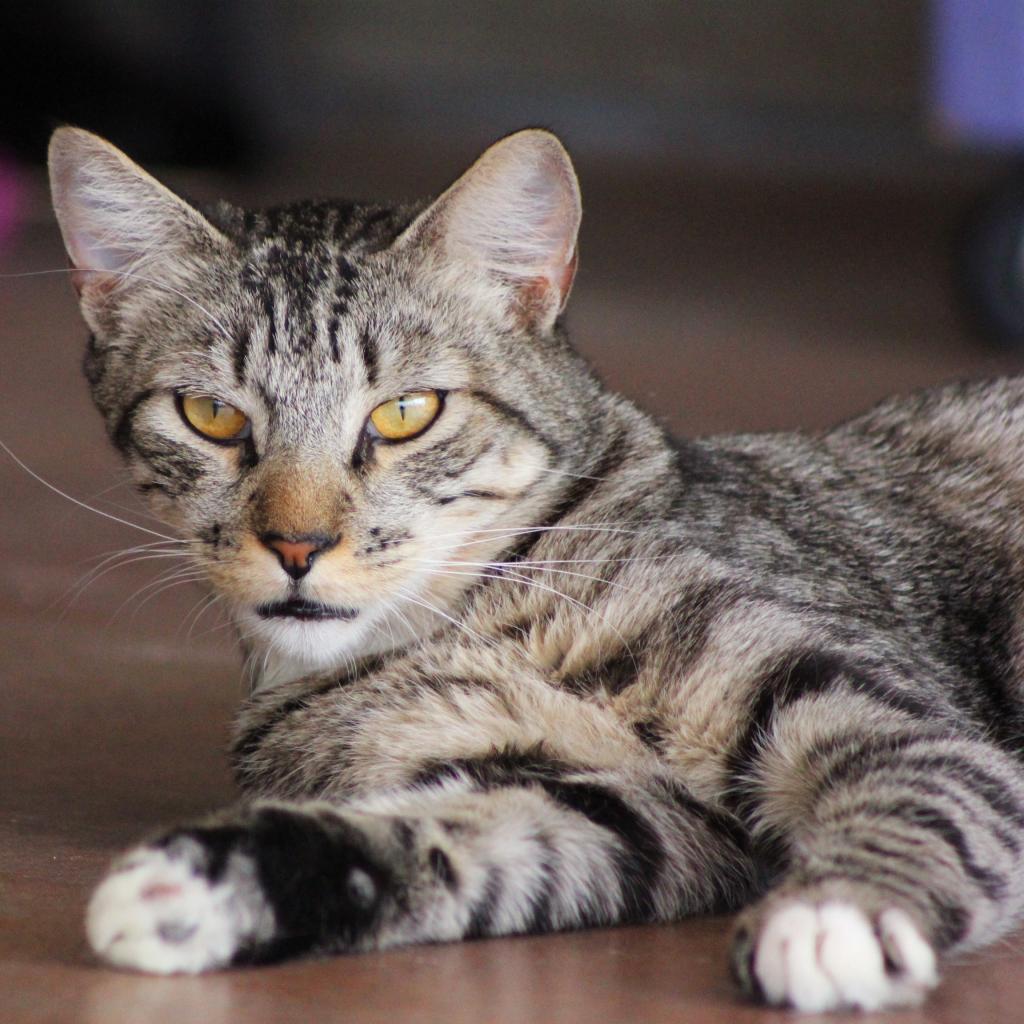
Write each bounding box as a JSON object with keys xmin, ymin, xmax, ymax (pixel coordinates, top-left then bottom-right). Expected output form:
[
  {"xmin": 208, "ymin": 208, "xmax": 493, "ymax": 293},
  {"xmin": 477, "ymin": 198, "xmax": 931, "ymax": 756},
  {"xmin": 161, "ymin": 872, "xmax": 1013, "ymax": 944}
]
[{"xmin": 256, "ymin": 597, "xmax": 359, "ymax": 622}]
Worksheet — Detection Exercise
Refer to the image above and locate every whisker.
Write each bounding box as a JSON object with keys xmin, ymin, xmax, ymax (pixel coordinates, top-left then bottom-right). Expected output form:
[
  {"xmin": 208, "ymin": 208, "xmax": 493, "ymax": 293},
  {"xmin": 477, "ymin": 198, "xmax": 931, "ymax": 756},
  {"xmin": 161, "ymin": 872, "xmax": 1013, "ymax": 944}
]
[
  {"xmin": 191, "ymin": 613, "xmax": 241, "ymax": 643},
  {"xmin": 126, "ymin": 573, "xmax": 208, "ymax": 622},
  {"xmin": 55, "ymin": 550, "xmax": 193, "ymax": 618},
  {"xmin": 83, "ymin": 539, "xmax": 188, "ymax": 565},
  {"xmin": 84, "ymin": 539, "xmax": 189, "ymax": 561},
  {"xmin": 0, "ymin": 439, "xmax": 179, "ymax": 542},
  {"xmin": 418, "ymin": 553, "xmax": 673, "ymax": 569},
  {"xmin": 416, "ymin": 558, "xmax": 640, "ymax": 595},
  {"xmin": 418, "ymin": 566, "xmax": 638, "ymax": 673},
  {"xmin": 108, "ymin": 565, "xmax": 206, "ymax": 624},
  {"xmin": 79, "ymin": 477, "xmax": 181, "ymax": 531},
  {"xmin": 0, "ymin": 266, "xmax": 233, "ymax": 345},
  {"xmin": 530, "ymin": 465, "xmax": 611, "ymax": 482},
  {"xmin": 93, "ymin": 494, "xmax": 183, "ymax": 531},
  {"xmin": 428, "ymin": 522, "xmax": 658, "ymax": 544},
  {"xmin": 181, "ymin": 591, "xmax": 224, "ymax": 641},
  {"xmin": 393, "ymin": 585, "xmax": 499, "ymax": 651}
]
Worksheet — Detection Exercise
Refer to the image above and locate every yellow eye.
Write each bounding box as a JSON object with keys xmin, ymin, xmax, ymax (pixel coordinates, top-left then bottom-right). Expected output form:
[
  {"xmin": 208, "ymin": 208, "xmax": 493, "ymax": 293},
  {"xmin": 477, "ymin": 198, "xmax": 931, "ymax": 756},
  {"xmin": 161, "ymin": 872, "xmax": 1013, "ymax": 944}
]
[
  {"xmin": 179, "ymin": 394, "xmax": 250, "ymax": 442},
  {"xmin": 369, "ymin": 391, "xmax": 442, "ymax": 441}
]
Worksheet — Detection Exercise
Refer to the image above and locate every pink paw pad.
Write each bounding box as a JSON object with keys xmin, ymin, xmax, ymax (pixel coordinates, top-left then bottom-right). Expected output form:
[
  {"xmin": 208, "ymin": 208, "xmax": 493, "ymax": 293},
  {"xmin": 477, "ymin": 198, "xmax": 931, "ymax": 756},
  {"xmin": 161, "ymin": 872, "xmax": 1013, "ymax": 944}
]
[{"xmin": 140, "ymin": 882, "xmax": 184, "ymax": 901}]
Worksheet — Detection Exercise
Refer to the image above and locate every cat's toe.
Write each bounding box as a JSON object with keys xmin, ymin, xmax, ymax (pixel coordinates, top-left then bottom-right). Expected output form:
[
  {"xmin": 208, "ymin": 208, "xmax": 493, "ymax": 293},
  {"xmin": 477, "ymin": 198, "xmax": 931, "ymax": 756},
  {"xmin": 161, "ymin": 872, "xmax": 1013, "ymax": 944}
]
[
  {"xmin": 732, "ymin": 898, "xmax": 938, "ymax": 1013},
  {"xmin": 86, "ymin": 840, "xmax": 273, "ymax": 974}
]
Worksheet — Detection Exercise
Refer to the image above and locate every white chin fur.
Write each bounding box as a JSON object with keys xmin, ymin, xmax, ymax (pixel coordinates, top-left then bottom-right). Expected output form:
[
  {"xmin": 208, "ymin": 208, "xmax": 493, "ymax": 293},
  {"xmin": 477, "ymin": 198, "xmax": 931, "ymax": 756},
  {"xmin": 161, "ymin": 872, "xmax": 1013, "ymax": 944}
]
[
  {"xmin": 239, "ymin": 610, "xmax": 376, "ymax": 673},
  {"xmin": 236, "ymin": 603, "xmax": 424, "ymax": 687}
]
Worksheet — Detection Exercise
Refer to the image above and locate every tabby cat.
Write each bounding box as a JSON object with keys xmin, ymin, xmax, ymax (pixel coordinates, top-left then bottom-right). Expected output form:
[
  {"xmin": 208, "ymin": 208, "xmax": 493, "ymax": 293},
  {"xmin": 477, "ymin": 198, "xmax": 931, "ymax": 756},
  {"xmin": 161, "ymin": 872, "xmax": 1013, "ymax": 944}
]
[{"xmin": 48, "ymin": 126, "xmax": 1024, "ymax": 1013}]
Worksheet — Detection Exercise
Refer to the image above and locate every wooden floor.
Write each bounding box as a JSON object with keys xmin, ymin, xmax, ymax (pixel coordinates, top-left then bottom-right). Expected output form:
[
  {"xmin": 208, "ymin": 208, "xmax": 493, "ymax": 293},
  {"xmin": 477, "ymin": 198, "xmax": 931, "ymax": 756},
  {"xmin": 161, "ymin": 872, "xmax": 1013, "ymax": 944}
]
[{"xmin": 3, "ymin": 151, "xmax": 1024, "ymax": 1022}]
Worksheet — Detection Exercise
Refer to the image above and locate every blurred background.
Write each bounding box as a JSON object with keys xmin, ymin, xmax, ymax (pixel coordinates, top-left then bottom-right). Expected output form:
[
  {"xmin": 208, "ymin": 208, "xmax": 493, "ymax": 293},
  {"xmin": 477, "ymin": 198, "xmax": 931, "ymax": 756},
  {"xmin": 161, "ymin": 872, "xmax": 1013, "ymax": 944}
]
[{"xmin": 5, "ymin": 1, "xmax": 1024, "ymax": 435}]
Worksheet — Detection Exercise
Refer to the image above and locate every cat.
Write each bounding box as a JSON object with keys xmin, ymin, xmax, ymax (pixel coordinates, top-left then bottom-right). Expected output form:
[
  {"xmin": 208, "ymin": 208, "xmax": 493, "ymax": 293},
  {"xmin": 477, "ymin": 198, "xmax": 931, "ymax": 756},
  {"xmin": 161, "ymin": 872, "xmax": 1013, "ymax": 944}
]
[{"xmin": 47, "ymin": 124, "xmax": 1024, "ymax": 1013}]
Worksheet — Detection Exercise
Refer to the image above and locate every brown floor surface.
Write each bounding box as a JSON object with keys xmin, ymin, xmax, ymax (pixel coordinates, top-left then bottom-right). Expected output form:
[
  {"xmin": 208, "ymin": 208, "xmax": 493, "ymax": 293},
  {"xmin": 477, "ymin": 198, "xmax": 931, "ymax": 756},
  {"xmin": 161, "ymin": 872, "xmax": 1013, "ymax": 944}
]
[{"xmin": 3, "ymin": 155, "xmax": 1024, "ymax": 1022}]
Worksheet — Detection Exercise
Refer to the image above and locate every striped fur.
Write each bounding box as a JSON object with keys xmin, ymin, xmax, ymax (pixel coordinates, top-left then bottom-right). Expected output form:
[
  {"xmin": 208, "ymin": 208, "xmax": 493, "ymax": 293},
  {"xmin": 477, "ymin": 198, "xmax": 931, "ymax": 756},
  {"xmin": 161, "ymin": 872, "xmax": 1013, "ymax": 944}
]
[{"xmin": 51, "ymin": 127, "xmax": 1024, "ymax": 1011}]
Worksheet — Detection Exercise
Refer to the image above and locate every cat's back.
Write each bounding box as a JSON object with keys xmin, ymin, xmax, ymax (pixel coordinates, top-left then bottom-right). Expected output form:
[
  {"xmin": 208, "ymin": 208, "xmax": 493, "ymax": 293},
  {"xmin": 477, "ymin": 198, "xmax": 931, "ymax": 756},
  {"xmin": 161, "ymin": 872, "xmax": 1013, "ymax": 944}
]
[
  {"xmin": 676, "ymin": 375, "xmax": 1024, "ymax": 544},
  {"xmin": 652, "ymin": 376, "xmax": 1024, "ymax": 668}
]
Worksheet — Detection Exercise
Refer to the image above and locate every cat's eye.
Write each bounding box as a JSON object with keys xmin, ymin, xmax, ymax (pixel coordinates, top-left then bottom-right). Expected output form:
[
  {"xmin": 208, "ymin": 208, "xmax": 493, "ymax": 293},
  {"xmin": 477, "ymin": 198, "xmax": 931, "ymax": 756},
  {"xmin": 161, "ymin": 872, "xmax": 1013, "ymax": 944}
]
[
  {"xmin": 178, "ymin": 394, "xmax": 251, "ymax": 443},
  {"xmin": 368, "ymin": 391, "xmax": 443, "ymax": 441}
]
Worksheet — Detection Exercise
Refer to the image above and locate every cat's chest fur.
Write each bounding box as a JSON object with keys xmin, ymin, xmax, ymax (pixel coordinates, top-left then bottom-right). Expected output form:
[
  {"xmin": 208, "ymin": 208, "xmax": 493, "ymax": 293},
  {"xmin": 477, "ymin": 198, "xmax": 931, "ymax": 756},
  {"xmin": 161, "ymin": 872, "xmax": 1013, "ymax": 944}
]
[{"xmin": 233, "ymin": 535, "xmax": 766, "ymax": 806}]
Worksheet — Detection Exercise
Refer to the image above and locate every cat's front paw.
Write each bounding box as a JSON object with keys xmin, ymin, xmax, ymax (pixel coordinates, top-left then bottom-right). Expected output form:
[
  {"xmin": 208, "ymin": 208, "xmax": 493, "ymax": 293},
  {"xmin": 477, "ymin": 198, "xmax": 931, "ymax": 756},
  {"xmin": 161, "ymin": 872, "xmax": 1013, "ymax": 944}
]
[
  {"xmin": 730, "ymin": 896, "xmax": 938, "ymax": 1013},
  {"xmin": 86, "ymin": 837, "xmax": 274, "ymax": 974}
]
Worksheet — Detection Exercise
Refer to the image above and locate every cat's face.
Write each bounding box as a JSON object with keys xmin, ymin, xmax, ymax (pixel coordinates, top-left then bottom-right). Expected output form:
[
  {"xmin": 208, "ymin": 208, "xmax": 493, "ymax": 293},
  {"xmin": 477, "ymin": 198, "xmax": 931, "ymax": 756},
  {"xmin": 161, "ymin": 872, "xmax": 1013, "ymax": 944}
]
[{"xmin": 48, "ymin": 129, "xmax": 591, "ymax": 676}]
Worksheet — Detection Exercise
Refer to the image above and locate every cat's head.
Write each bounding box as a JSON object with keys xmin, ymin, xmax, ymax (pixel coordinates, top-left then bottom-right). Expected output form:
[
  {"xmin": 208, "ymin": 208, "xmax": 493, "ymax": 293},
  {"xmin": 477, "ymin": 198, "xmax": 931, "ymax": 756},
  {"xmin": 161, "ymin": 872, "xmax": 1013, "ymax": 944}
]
[{"xmin": 48, "ymin": 128, "xmax": 608, "ymax": 677}]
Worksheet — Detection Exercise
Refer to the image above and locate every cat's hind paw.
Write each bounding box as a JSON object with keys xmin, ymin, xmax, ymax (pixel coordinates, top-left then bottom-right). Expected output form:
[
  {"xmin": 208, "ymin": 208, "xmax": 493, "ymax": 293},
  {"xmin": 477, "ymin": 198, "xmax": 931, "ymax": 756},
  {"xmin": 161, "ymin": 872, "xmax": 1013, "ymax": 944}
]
[
  {"xmin": 731, "ymin": 899, "xmax": 938, "ymax": 1013},
  {"xmin": 86, "ymin": 839, "xmax": 273, "ymax": 974}
]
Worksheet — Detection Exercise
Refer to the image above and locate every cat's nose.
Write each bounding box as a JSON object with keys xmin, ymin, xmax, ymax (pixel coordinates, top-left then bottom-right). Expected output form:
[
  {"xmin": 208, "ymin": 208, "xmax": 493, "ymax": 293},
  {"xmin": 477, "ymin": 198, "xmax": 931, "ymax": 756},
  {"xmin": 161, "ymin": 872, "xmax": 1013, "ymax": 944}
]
[{"xmin": 260, "ymin": 533, "xmax": 338, "ymax": 581}]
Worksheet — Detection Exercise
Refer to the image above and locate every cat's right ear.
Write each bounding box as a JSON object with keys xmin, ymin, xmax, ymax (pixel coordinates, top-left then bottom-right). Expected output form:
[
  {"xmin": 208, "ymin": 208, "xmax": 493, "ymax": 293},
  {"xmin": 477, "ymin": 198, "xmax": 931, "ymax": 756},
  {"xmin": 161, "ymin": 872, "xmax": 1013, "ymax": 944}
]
[{"xmin": 48, "ymin": 127, "xmax": 228, "ymax": 307}]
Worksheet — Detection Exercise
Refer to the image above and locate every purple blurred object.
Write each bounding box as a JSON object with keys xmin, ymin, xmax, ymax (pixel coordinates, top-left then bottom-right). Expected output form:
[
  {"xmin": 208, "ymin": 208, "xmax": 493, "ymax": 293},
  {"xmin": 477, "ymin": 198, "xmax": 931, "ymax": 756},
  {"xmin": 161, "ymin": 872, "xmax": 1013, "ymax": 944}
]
[
  {"xmin": 0, "ymin": 154, "xmax": 22, "ymax": 253},
  {"xmin": 933, "ymin": 0, "xmax": 1024, "ymax": 148}
]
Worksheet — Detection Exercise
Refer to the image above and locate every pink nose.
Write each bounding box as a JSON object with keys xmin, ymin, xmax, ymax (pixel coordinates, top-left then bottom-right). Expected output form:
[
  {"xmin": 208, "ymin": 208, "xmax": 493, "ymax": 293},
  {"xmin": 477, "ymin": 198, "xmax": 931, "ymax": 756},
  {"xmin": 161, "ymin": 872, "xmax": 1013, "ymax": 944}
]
[{"xmin": 260, "ymin": 534, "xmax": 335, "ymax": 580}]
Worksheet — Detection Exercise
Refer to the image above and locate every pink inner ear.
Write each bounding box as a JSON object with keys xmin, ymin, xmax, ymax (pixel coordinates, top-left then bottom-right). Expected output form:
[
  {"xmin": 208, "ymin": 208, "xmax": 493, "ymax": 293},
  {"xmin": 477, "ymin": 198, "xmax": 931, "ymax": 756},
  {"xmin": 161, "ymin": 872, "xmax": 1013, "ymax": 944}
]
[
  {"xmin": 515, "ymin": 250, "xmax": 577, "ymax": 325},
  {"xmin": 69, "ymin": 261, "xmax": 118, "ymax": 300},
  {"xmin": 556, "ymin": 248, "xmax": 579, "ymax": 309},
  {"xmin": 512, "ymin": 246, "xmax": 577, "ymax": 327}
]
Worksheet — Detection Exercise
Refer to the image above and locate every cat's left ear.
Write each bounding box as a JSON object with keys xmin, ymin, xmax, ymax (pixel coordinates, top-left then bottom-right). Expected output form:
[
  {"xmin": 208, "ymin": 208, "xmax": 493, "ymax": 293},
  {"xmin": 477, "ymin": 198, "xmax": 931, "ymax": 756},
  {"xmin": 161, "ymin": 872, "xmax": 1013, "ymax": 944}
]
[{"xmin": 395, "ymin": 129, "xmax": 581, "ymax": 332}]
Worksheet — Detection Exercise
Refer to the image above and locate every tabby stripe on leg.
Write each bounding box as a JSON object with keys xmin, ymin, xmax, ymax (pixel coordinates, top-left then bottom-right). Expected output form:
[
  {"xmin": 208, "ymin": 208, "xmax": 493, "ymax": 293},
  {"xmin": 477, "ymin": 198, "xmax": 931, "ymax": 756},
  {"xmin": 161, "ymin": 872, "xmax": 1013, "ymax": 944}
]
[
  {"xmin": 817, "ymin": 747, "xmax": 1024, "ymax": 829},
  {"xmin": 241, "ymin": 806, "xmax": 388, "ymax": 962},
  {"xmin": 725, "ymin": 649, "xmax": 937, "ymax": 806},
  {"xmin": 536, "ymin": 779, "xmax": 664, "ymax": 921},
  {"xmin": 852, "ymin": 799, "xmax": 1007, "ymax": 899},
  {"xmin": 522, "ymin": 833, "xmax": 559, "ymax": 934},
  {"xmin": 465, "ymin": 867, "xmax": 505, "ymax": 939},
  {"xmin": 232, "ymin": 656, "xmax": 388, "ymax": 774},
  {"xmin": 818, "ymin": 765, "xmax": 1022, "ymax": 854}
]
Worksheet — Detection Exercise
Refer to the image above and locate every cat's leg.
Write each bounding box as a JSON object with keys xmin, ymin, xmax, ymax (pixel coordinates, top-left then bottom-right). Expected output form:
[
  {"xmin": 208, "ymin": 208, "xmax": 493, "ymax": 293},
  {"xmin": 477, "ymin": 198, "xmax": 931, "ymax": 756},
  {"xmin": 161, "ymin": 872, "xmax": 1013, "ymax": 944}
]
[
  {"xmin": 726, "ymin": 695, "xmax": 1024, "ymax": 1013},
  {"xmin": 86, "ymin": 757, "xmax": 757, "ymax": 973}
]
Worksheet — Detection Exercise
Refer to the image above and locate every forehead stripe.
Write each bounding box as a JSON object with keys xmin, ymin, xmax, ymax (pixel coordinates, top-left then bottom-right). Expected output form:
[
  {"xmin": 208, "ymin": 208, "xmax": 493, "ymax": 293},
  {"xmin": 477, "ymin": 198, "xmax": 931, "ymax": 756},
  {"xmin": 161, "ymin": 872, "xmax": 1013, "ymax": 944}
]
[
  {"xmin": 233, "ymin": 327, "xmax": 252, "ymax": 384},
  {"xmin": 328, "ymin": 316, "xmax": 341, "ymax": 364},
  {"xmin": 332, "ymin": 255, "xmax": 359, "ymax": 318},
  {"xmin": 261, "ymin": 287, "xmax": 277, "ymax": 356},
  {"xmin": 358, "ymin": 326, "xmax": 378, "ymax": 387}
]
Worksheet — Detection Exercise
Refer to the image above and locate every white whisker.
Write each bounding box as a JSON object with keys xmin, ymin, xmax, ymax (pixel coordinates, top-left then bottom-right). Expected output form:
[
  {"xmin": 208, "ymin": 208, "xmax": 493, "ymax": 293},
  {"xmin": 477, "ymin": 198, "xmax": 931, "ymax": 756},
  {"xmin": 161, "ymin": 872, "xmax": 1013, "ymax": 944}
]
[
  {"xmin": 0, "ymin": 266, "xmax": 233, "ymax": 344},
  {"xmin": 393, "ymin": 585, "xmax": 499, "ymax": 651},
  {"xmin": 428, "ymin": 522, "xmax": 658, "ymax": 545},
  {"xmin": 182, "ymin": 591, "xmax": 224, "ymax": 640},
  {"xmin": 127, "ymin": 573, "xmax": 208, "ymax": 620},
  {"xmin": 0, "ymin": 439, "xmax": 179, "ymax": 542},
  {"xmin": 416, "ymin": 558, "xmax": 639, "ymax": 595},
  {"xmin": 56, "ymin": 550, "xmax": 193, "ymax": 618},
  {"xmin": 530, "ymin": 465, "xmax": 610, "ymax": 482},
  {"xmin": 108, "ymin": 565, "xmax": 205, "ymax": 623},
  {"xmin": 423, "ymin": 554, "xmax": 670, "ymax": 567},
  {"xmin": 418, "ymin": 566, "xmax": 638, "ymax": 673}
]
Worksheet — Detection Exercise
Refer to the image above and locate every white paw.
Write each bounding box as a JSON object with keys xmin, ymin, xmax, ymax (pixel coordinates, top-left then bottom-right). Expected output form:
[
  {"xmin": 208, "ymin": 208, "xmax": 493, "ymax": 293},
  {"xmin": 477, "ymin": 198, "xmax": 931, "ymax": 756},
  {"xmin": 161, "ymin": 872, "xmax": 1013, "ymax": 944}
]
[
  {"xmin": 86, "ymin": 841, "xmax": 274, "ymax": 974},
  {"xmin": 752, "ymin": 901, "xmax": 938, "ymax": 1013}
]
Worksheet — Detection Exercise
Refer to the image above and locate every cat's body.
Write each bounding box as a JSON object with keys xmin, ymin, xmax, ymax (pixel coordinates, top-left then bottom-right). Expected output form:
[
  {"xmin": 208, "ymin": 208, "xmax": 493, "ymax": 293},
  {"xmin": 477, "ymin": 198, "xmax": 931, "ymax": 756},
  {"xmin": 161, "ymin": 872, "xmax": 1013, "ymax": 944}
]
[{"xmin": 49, "ymin": 127, "xmax": 1024, "ymax": 1012}]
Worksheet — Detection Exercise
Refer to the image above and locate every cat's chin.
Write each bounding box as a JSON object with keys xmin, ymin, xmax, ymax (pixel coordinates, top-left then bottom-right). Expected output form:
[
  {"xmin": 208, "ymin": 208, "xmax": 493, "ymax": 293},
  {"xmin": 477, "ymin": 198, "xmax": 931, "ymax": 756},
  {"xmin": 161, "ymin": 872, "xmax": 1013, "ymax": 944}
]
[
  {"xmin": 238, "ymin": 609, "xmax": 376, "ymax": 678},
  {"xmin": 235, "ymin": 603, "xmax": 412, "ymax": 687}
]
